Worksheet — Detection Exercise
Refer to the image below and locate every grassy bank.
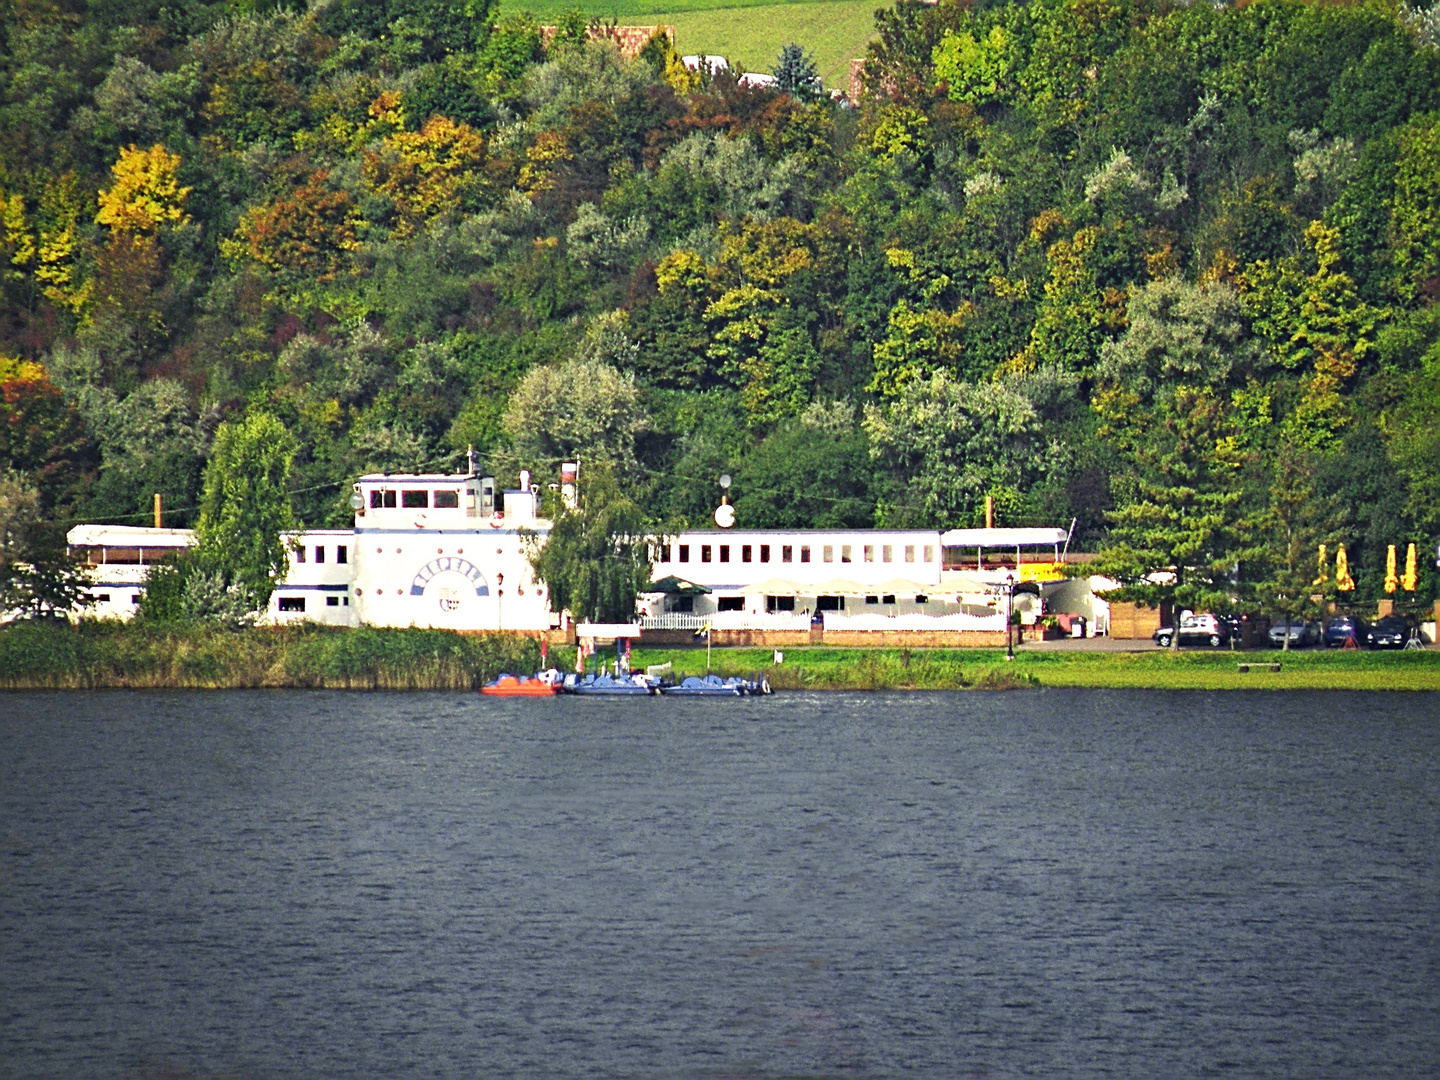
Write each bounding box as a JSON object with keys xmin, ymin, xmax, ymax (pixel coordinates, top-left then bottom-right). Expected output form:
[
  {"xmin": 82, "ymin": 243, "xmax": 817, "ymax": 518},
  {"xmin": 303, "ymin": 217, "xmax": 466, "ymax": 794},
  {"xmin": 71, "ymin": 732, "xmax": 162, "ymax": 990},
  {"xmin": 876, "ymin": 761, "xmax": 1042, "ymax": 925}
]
[
  {"xmin": 629, "ymin": 646, "xmax": 1440, "ymax": 691},
  {"xmin": 0, "ymin": 621, "xmax": 541, "ymax": 690}
]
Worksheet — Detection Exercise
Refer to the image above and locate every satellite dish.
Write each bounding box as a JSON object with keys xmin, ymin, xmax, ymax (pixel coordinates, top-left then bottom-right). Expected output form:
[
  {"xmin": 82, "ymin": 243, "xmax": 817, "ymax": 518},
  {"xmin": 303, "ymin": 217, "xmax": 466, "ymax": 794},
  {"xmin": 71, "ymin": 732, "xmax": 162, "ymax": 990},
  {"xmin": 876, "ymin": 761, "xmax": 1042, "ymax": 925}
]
[
  {"xmin": 714, "ymin": 503, "xmax": 735, "ymax": 528},
  {"xmin": 718, "ymin": 474, "xmax": 732, "ymax": 490}
]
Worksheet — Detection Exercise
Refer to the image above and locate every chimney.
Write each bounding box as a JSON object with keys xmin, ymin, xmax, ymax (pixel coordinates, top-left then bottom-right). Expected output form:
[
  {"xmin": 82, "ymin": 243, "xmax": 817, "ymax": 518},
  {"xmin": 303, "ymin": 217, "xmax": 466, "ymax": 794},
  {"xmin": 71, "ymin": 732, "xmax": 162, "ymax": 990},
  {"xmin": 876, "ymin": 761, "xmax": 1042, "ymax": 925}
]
[
  {"xmin": 154, "ymin": 493, "xmax": 163, "ymax": 529},
  {"xmin": 984, "ymin": 494, "xmax": 994, "ymax": 530}
]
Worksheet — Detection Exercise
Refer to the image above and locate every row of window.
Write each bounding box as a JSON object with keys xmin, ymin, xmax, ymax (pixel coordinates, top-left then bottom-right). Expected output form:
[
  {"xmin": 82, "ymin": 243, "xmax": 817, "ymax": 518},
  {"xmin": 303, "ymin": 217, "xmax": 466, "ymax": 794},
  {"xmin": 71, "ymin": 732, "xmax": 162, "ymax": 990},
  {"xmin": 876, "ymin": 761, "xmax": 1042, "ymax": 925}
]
[
  {"xmin": 689, "ymin": 593, "xmax": 931, "ymax": 613},
  {"xmin": 277, "ymin": 596, "xmax": 351, "ymax": 612},
  {"xmin": 661, "ymin": 542, "xmax": 935, "ymax": 565},
  {"xmin": 294, "ymin": 544, "xmax": 347, "ymax": 564},
  {"xmin": 368, "ymin": 489, "xmax": 461, "ymax": 509}
]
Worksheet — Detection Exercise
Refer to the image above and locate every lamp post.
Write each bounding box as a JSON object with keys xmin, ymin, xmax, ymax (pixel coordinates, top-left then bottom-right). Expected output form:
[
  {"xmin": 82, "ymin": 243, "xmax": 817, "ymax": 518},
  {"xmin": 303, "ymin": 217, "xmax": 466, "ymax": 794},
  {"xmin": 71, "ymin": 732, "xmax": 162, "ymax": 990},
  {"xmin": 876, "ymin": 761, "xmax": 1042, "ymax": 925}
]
[{"xmin": 1005, "ymin": 573, "xmax": 1015, "ymax": 662}]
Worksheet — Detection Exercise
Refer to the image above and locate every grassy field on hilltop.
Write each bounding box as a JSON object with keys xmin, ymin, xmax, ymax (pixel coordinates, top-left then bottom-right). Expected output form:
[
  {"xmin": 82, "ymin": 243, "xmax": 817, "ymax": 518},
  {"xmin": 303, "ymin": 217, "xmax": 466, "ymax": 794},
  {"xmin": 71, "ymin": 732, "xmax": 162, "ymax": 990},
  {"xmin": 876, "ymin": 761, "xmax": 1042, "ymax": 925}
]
[
  {"xmin": 512, "ymin": 0, "xmax": 879, "ymax": 87},
  {"xmin": 629, "ymin": 646, "xmax": 1440, "ymax": 692}
]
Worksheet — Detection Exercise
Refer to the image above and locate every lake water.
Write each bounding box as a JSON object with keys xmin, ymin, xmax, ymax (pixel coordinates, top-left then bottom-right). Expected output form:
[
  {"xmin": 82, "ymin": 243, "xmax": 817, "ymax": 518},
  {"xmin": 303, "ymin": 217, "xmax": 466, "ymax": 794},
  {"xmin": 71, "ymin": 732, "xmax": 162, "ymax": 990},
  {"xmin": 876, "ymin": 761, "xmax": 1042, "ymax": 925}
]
[{"xmin": 1, "ymin": 689, "xmax": 1437, "ymax": 1079}]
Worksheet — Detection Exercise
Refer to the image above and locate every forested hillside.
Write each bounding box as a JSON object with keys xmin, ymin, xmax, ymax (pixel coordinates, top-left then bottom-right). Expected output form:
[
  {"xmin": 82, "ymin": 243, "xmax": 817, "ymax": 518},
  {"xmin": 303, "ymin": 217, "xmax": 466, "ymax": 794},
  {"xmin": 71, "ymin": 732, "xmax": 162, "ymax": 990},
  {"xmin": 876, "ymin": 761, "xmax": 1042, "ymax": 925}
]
[{"xmin": 2, "ymin": 0, "xmax": 1438, "ymax": 610}]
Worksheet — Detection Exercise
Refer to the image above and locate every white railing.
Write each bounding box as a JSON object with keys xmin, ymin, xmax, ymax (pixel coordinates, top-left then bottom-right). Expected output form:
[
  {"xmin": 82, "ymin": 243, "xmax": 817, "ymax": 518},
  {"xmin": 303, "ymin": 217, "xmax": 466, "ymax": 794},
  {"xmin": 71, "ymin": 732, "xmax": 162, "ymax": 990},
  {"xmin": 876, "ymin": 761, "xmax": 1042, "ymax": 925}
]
[
  {"xmin": 822, "ymin": 612, "xmax": 1007, "ymax": 632},
  {"xmin": 639, "ymin": 612, "xmax": 813, "ymax": 631}
]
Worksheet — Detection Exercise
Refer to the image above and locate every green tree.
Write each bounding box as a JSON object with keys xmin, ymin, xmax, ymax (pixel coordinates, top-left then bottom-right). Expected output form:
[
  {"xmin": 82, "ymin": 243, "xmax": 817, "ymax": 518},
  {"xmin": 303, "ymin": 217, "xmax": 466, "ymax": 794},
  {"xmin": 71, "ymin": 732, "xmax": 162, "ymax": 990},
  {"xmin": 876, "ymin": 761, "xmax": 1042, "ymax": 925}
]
[
  {"xmin": 500, "ymin": 354, "xmax": 649, "ymax": 481},
  {"xmin": 1251, "ymin": 443, "xmax": 1342, "ymax": 650},
  {"xmin": 526, "ymin": 462, "xmax": 654, "ymax": 623},
  {"xmin": 773, "ymin": 43, "xmax": 821, "ymax": 101},
  {"xmin": 0, "ymin": 469, "xmax": 85, "ymax": 618},
  {"xmin": 1090, "ymin": 279, "xmax": 1261, "ymax": 646},
  {"xmin": 194, "ymin": 412, "xmax": 299, "ymax": 614},
  {"xmin": 733, "ymin": 401, "xmax": 875, "ymax": 528}
]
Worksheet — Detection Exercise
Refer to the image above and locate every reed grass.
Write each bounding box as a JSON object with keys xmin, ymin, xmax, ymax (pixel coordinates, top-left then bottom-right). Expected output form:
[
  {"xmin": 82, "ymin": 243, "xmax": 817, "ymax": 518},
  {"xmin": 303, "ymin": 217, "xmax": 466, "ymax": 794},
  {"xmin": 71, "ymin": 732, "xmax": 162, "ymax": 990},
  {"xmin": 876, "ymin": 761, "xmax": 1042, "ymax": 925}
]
[{"xmin": 0, "ymin": 621, "xmax": 541, "ymax": 691}]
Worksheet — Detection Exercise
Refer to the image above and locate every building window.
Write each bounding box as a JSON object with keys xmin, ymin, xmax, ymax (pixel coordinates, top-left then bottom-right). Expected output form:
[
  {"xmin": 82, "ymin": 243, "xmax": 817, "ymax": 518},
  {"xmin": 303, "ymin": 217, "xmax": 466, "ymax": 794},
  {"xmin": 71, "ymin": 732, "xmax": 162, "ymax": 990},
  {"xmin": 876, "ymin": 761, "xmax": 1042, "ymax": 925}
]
[
  {"xmin": 923, "ymin": 545, "xmax": 934, "ymax": 563},
  {"xmin": 864, "ymin": 544, "xmax": 874, "ymax": 562},
  {"xmin": 760, "ymin": 544, "xmax": 770, "ymax": 563},
  {"xmin": 822, "ymin": 545, "xmax": 833, "ymax": 563},
  {"xmin": 701, "ymin": 545, "xmax": 712, "ymax": 563},
  {"xmin": 327, "ymin": 596, "xmax": 340, "ymax": 607},
  {"xmin": 370, "ymin": 489, "xmax": 396, "ymax": 508},
  {"xmin": 719, "ymin": 545, "xmax": 730, "ymax": 563},
  {"xmin": 841, "ymin": 545, "xmax": 852, "ymax": 563},
  {"xmin": 672, "ymin": 595, "xmax": 694, "ymax": 613},
  {"xmin": 337, "ymin": 546, "xmax": 347, "ymax": 564},
  {"xmin": 915, "ymin": 595, "xmax": 929, "ymax": 604},
  {"xmin": 781, "ymin": 545, "xmax": 792, "ymax": 563},
  {"xmin": 766, "ymin": 595, "xmax": 796, "ymax": 612},
  {"xmin": 883, "ymin": 544, "xmax": 893, "ymax": 563},
  {"xmin": 865, "ymin": 595, "xmax": 878, "ymax": 605},
  {"xmin": 433, "ymin": 490, "xmax": 459, "ymax": 509},
  {"xmin": 817, "ymin": 595, "xmax": 844, "ymax": 611},
  {"xmin": 278, "ymin": 597, "xmax": 306, "ymax": 612},
  {"xmin": 882, "ymin": 594, "xmax": 896, "ymax": 605},
  {"xmin": 295, "ymin": 546, "xmax": 305, "ymax": 563},
  {"xmin": 742, "ymin": 545, "xmax": 752, "ymax": 563},
  {"xmin": 343, "ymin": 597, "xmax": 349, "ymax": 606},
  {"xmin": 717, "ymin": 596, "xmax": 744, "ymax": 611},
  {"xmin": 800, "ymin": 545, "xmax": 811, "ymax": 563},
  {"xmin": 679, "ymin": 544, "xmax": 690, "ymax": 563},
  {"xmin": 904, "ymin": 544, "xmax": 915, "ymax": 563},
  {"xmin": 96, "ymin": 593, "xmax": 111, "ymax": 603},
  {"xmin": 314, "ymin": 546, "xmax": 325, "ymax": 563},
  {"xmin": 131, "ymin": 594, "xmax": 141, "ymax": 604},
  {"xmin": 401, "ymin": 490, "xmax": 428, "ymax": 508}
]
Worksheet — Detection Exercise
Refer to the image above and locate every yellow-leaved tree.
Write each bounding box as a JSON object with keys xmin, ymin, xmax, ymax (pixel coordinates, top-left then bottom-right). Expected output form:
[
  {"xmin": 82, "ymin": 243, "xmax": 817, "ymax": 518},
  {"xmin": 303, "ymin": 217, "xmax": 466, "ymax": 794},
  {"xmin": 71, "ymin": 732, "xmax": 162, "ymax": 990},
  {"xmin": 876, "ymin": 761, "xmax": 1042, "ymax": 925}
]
[
  {"xmin": 96, "ymin": 144, "xmax": 192, "ymax": 235},
  {"xmin": 362, "ymin": 116, "xmax": 486, "ymax": 236}
]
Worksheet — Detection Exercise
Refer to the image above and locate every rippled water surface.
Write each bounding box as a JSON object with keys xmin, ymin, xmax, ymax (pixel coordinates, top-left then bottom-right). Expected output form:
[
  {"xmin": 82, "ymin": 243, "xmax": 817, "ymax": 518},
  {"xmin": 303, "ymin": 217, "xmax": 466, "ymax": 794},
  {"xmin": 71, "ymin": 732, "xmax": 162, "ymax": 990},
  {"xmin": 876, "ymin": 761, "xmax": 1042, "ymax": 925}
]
[{"xmin": 2, "ymin": 689, "xmax": 1438, "ymax": 1079}]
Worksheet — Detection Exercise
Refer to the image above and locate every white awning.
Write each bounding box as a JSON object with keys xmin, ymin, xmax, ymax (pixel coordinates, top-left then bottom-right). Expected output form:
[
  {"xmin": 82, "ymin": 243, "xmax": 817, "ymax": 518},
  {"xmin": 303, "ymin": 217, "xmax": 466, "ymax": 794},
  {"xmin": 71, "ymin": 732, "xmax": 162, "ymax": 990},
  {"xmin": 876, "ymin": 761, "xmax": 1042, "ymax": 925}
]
[{"xmin": 940, "ymin": 528, "xmax": 1067, "ymax": 547}]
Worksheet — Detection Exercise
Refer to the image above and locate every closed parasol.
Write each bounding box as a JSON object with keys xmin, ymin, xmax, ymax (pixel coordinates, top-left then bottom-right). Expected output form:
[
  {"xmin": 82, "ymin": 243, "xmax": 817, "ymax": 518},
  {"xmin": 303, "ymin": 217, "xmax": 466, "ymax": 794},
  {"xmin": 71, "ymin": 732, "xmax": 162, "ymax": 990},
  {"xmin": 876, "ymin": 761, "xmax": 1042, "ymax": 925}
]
[
  {"xmin": 1384, "ymin": 544, "xmax": 1398, "ymax": 594},
  {"xmin": 1336, "ymin": 545, "xmax": 1355, "ymax": 592},
  {"xmin": 1402, "ymin": 542, "xmax": 1418, "ymax": 592}
]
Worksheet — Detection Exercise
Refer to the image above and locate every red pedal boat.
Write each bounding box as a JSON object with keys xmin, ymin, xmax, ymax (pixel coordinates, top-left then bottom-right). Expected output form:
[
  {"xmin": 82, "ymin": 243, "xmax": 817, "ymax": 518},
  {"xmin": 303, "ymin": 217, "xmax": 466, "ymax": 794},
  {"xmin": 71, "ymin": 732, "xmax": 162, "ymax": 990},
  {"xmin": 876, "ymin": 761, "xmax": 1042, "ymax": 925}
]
[{"xmin": 481, "ymin": 673, "xmax": 560, "ymax": 696}]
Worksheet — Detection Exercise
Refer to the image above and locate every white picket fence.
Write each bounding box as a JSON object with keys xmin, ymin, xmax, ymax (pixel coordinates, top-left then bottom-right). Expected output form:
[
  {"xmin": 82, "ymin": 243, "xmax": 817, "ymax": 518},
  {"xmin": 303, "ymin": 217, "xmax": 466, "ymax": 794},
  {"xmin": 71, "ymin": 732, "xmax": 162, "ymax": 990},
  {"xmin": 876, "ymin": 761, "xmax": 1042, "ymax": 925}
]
[{"xmin": 639, "ymin": 612, "xmax": 813, "ymax": 631}]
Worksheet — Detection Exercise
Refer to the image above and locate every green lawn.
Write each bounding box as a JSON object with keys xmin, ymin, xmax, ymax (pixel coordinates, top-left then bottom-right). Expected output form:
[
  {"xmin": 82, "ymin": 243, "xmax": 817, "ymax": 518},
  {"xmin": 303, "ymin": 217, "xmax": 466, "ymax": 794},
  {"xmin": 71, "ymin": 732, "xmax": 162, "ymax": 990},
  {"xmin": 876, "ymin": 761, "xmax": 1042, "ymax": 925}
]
[
  {"xmin": 627, "ymin": 645, "xmax": 1440, "ymax": 692},
  {"xmin": 505, "ymin": 0, "xmax": 881, "ymax": 88}
]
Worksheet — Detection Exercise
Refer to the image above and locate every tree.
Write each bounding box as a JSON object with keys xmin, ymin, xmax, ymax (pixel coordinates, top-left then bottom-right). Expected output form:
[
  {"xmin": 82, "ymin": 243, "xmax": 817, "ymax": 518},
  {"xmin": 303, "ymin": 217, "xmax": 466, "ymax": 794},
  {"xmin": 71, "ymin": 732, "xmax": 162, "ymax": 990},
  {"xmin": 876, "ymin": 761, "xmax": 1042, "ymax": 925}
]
[
  {"xmin": 0, "ymin": 469, "xmax": 85, "ymax": 618},
  {"xmin": 363, "ymin": 116, "xmax": 487, "ymax": 236},
  {"xmin": 864, "ymin": 369, "xmax": 1060, "ymax": 527},
  {"xmin": 500, "ymin": 355, "xmax": 649, "ymax": 481},
  {"xmin": 194, "ymin": 412, "xmax": 298, "ymax": 614},
  {"xmin": 1090, "ymin": 279, "xmax": 1262, "ymax": 647},
  {"xmin": 223, "ymin": 171, "xmax": 362, "ymax": 283},
  {"xmin": 733, "ymin": 401, "xmax": 875, "ymax": 528},
  {"xmin": 526, "ymin": 462, "xmax": 653, "ymax": 623},
  {"xmin": 1251, "ymin": 443, "xmax": 1342, "ymax": 650},
  {"xmin": 773, "ymin": 43, "xmax": 821, "ymax": 101},
  {"xmin": 95, "ymin": 144, "xmax": 191, "ymax": 235}
]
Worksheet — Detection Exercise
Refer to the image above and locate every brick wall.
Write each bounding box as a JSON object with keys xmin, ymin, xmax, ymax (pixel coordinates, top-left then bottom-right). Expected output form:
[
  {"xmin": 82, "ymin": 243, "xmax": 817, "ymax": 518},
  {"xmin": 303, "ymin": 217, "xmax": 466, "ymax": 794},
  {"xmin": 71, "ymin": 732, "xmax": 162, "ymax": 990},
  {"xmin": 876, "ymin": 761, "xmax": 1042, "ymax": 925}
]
[{"xmin": 538, "ymin": 25, "xmax": 673, "ymax": 59}]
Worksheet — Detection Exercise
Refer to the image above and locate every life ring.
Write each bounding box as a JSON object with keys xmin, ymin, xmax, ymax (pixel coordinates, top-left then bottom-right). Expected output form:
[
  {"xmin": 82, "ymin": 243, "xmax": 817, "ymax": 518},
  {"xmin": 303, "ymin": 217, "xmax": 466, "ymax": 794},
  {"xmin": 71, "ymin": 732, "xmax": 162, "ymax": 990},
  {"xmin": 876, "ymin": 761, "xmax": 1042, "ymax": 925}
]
[
  {"xmin": 413, "ymin": 513, "xmax": 427, "ymax": 528},
  {"xmin": 489, "ymin": 511, "xmax": 505, "ymax": 529}
]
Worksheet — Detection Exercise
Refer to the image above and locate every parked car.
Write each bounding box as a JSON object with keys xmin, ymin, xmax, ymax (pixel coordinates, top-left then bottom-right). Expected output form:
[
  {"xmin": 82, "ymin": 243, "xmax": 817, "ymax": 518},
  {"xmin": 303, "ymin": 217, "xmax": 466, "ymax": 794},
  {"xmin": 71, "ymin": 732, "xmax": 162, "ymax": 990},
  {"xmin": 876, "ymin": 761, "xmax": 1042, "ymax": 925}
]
[
  {"xmin": 1323, "ymin": 615, "xmax": 1368, "ymax": 648},
  {"xmin": 1268, "ymin": 619, "xmax": 1321, "ymax": 649},
  {"xmin": 1366, "ymin": 615, "xmax": 1413, "ymax": 649},
  {"xmin": 1153, "ymin": 614, "xmax": 1231, "ymax": 648}
]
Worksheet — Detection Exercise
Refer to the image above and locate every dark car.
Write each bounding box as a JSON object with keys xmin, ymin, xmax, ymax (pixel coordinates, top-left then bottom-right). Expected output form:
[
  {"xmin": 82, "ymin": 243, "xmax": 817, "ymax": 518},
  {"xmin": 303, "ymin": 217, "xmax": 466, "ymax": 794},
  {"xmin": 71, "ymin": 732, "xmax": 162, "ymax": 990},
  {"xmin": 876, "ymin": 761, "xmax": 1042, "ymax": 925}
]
[
  {"xmin": 1153, "ymin": 614, "xmax": 1230, "ymax": 648},
  {"xmin": 1323, "ymin": 615, "xmax": 1368, "ymax": 648},
  {"xmin": 1366, "ymin": 615, "xmax": 1413, "ymax": 649}
]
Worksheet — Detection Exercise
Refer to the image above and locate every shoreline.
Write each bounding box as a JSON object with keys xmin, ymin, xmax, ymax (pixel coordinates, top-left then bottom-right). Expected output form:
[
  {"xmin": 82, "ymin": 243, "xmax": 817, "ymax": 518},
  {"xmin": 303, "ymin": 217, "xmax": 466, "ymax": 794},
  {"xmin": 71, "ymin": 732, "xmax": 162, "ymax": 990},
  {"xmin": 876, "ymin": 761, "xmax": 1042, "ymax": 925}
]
[{"xmin": 2, "ymin": 623, "xmax": 1438, "ymax": 691}]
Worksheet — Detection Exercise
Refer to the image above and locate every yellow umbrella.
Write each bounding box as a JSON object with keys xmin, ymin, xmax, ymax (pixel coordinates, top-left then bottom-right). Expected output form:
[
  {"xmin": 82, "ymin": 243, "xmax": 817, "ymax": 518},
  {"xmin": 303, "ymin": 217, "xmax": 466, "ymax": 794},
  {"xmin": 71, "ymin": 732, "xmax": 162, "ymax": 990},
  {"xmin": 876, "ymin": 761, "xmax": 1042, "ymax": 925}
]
[
  {"xmin": 1336, "ymin": 545, "xmax": 1355, "ymax": 592},
  {"xmin": 1402, "ymin": 542, "xmax": 1418, "ymax": 592},
  {"xmin": 1384, "ymin": 544, "xmax": 1398, "ymax": 594},
  {"xmin": 1313, "ymin": 543, "xmax": 1329, "ymax": 587}
]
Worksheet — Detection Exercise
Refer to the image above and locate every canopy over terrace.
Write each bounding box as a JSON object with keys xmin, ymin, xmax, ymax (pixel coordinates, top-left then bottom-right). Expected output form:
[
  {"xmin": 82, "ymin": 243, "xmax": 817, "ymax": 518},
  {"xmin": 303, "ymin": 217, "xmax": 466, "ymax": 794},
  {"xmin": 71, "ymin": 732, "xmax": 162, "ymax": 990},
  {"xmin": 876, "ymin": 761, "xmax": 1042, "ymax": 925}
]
[
  {"xmin": 642, "ymin": 575, "xmax": 712, "ymax": 595},
  {"xmin": 940, "ymin": 527, "xmax": 1069, "ymax": 574}
]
